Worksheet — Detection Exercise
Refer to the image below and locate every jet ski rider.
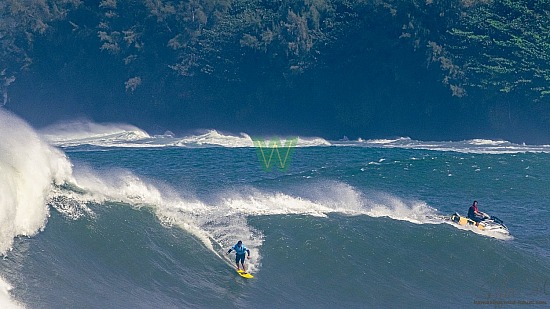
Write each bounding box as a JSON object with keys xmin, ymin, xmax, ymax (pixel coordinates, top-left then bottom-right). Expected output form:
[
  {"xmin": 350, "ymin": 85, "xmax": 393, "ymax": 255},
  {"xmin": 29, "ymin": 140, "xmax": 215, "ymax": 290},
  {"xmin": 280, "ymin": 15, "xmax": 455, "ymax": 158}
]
[{"xmin": 467, "ymin": 200, "xmax": 488, "ymax": 223}]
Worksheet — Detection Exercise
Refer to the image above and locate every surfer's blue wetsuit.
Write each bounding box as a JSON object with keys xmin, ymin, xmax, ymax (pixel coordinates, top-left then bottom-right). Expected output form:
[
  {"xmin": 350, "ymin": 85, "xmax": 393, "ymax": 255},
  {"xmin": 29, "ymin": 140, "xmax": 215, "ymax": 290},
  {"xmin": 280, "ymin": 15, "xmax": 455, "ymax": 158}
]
[{"xmin": 227, "ymin": 241, "xmax": 250, "ymax": 265}]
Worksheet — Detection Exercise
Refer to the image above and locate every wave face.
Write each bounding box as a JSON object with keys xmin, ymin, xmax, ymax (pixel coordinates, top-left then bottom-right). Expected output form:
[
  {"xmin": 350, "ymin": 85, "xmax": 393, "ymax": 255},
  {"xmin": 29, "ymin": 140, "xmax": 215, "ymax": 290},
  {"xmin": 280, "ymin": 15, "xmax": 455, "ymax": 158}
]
[{"xmin": 1, "ymin": 113, "xmax": 549, "ymax": 307}]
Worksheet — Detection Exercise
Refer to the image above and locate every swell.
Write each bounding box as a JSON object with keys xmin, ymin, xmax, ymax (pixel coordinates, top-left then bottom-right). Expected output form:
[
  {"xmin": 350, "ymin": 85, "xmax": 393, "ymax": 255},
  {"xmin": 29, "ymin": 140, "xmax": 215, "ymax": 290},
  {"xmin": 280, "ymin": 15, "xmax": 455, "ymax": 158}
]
[
  {"xmin": 41, "ymin": 122, "xmax": 330, "ymax": 148},
  {"xmin": 4, "ymin": 205, "xmax": 548, "ymax": 308},
  {"xmin": 41, "ymin": 121, "xmax": 550, "ymax": 154},
  {"xmin": 249, "ymin": 214, "xmax": 550, "ymax": 307}
]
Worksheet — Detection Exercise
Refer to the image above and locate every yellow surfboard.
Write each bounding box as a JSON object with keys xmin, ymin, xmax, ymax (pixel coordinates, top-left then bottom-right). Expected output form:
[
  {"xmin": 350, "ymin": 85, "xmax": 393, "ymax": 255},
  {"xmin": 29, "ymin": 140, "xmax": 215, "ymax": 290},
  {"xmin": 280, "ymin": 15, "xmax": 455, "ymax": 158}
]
[{"xmin": 237, "ymin": 269, "xmax": 254, "ymax": 279}]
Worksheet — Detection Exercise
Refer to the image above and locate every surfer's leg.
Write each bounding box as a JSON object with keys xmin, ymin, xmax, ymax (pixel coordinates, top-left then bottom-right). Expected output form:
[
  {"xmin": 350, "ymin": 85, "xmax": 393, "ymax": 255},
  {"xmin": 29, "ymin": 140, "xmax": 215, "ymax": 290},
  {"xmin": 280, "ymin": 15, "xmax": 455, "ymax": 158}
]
[{"xmin": 237, "ymin": 255, "xmax": 246, "ymax": 272}]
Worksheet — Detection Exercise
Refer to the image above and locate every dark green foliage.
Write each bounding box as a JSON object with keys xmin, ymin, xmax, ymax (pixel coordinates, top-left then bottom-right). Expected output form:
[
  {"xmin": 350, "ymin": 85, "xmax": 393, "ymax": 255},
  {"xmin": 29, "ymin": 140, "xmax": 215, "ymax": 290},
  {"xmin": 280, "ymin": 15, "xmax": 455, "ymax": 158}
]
[
  {"xmin": 0, "ymin": 0, "xmax": 81, "ymax": 103},
  {"xmin": 2, "ymin": 0, "xmax": 549, "ymax": 98},
  {"xmin": 1, "ymin": 0, "xmax": 550, "ymax": 139},
  {"xmin": 444, "ymin": 0, "xmax": 550, "ymax": 99}
]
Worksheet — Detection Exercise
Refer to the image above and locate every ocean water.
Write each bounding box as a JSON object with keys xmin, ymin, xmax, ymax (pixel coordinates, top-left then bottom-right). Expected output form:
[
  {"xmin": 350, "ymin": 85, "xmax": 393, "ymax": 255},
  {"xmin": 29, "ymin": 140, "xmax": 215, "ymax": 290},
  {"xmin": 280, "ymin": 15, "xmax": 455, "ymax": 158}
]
[{"xmin": 1, "ymin": 111, "xmax": 549, "ymax": 308}]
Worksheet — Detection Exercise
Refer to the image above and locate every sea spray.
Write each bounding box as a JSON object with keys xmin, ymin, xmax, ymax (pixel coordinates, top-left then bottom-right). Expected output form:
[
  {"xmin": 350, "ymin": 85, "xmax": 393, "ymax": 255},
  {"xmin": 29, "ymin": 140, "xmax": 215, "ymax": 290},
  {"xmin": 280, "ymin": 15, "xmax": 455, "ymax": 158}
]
[
  {"xmin": 0, "ymin": 277, "xmax": 24, "ymax": 309},
  {"xmin": 40, "ymin": 121, "xmax": 150, "ymax": 147},
  {"xmin": 0, "ymin": 109, "xmax": 73, "ymax": 255},
  {"xmin": 0, "ymin": 109, "xmax": 75, "ymax": 309}
]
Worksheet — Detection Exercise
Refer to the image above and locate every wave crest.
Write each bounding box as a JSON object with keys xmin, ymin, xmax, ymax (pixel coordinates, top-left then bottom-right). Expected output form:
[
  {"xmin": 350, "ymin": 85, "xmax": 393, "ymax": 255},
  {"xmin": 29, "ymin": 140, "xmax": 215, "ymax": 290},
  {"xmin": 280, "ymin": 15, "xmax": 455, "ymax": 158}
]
[
  {"xmin": 339, "ymin": 137, "xmax": 550, "ymax": 154},
  {"xmin": 41, "ymin": 122, "xmax": 331, "ymax": 148},
  {"xmin": 40, "ymin": 121, "xmax": 151, "ymax": 147},
  {"xmin": 0, "ymin": 109, "xmax": 74, "ymax": 255}
]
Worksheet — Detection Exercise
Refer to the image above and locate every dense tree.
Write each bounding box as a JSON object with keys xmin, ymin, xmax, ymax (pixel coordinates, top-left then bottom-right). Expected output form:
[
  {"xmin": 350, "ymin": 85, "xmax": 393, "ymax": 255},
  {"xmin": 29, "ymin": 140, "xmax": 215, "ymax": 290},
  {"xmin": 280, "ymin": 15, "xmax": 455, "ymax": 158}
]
[{"xmin": 1, "ymin": 0, "xmax": 549, "ymax": 141}]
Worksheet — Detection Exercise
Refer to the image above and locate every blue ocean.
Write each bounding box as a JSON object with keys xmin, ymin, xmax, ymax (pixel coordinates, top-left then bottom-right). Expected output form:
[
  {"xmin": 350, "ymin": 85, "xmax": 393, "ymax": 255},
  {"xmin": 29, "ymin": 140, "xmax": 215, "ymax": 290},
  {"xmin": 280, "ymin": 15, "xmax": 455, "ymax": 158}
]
[{"xmin": 0, "ymin": 111, "xmax": 549, "ymax": 308}]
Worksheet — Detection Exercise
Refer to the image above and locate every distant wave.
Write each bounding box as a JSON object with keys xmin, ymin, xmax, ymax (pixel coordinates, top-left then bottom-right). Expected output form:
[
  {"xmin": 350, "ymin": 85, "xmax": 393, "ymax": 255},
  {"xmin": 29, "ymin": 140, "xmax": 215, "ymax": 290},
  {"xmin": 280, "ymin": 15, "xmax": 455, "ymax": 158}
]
[
  {"xmin": 40, "ymin": 121, "xmax": 152, "ymax": 147},
  {"xmin": 40, "ymin": 121, "xmax": 550, "ymax": 153},
  {"xmin": 41, "ymin": 121, "xmax": 331, "ymax": 148},
  {"xmin": 335, "ymin": 137, "xmax": 550, "ymax": 154}
]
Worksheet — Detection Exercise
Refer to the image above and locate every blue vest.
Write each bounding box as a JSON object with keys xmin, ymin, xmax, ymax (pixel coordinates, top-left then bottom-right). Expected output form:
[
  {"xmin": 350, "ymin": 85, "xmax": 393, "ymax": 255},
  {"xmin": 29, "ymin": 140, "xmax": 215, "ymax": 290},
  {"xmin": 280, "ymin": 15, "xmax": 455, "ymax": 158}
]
[{"xmin": 233, "ymin": 244, "xmax": 247, "ymax": 255}]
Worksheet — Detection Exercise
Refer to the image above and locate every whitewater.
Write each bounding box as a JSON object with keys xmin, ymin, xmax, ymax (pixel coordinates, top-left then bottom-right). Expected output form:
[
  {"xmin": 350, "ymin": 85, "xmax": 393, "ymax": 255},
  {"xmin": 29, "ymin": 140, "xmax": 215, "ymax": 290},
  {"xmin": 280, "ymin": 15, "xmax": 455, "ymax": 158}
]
[{"xmin": 1, "ymin": 112, "xmax": 549, "ymax": 308}]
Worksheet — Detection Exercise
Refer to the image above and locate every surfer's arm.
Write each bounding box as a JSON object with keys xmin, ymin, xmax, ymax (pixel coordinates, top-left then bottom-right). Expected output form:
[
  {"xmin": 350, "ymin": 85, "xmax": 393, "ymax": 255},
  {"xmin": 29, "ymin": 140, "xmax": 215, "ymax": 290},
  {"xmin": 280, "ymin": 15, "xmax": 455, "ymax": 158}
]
[
  {"xmin": 246, "ymin": 249, "xmax": 250, "ymax": 258},
  {"xmin": 227, "ymin": 248, "xmax": 233, "ymax": 254}
]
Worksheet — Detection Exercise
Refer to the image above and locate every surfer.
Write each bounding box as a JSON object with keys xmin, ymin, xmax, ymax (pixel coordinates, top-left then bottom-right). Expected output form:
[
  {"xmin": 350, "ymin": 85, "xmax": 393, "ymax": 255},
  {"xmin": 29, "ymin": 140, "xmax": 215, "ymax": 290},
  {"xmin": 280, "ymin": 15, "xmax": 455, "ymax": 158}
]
[
  {"xmin": 467, "ymin": 200, "xmax": 487, "ymax": 223},
  {"xmin": 227, "ymin": 240, "xmax": 251, "ymax": 272}
]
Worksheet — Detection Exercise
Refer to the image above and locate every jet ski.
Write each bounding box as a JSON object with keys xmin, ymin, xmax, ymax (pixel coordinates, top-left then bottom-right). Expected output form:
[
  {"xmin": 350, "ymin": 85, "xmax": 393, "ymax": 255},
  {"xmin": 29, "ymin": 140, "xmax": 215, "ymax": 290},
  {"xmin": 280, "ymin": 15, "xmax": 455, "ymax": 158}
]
[{"xmin": 448, "ymin": 212, "xmax": 510, "ymax": 235}]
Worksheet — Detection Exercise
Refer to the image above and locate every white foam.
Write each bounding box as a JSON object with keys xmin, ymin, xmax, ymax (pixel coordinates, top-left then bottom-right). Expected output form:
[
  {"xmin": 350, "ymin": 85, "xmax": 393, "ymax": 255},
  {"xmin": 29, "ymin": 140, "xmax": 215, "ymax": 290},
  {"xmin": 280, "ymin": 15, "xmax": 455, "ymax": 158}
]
[
  {"xmin": 53, "ymin": 172, "xmax": 372, "ymax": 273},
  {"xmin": 1, "ymin": 114, "xmax": 273, "ymax": 275},
  {"xmin": 363, "ymin": 137, "xmax": 412, "ymax": 144},
  {"xmin": 40, "ymin": 121, "xmax": 151, "ymax": 147},
  {"xmin": 58, "ymin": 167, "xmax": 262, "ymax": 270},
  {"xmin": 0, "ymin": 109, "xmax": 75, "ymax": 308},
  {"xmin": 168, "ymin": 129, "xmax": 331, "ymax": 148},
  {"xmin": 442, "ymin": 220, "xmax": 513, "ymax": 240},
  {"xmin": 53, "ymin": 162, "xmax": 515, "ymax": 277},
  {"xmin": 40, "ymin": 121, "xmax": 331, "ymax": 148},
  {"xmin": 0, "ymin": 109, "xmax": 74, "ymax": 255},
  {"xmin": 0, "ymin": 277, "xmax": 24, "ymax": 309},
  {"xmin": 173, "ymin": 130, "xmax": 254, "ymax": 147},
  {"xmin": 37, "ymin": 120, "xmax": 550, "ymax": 153},
  {"xmin": 467, "ymin": 139, "xmax": 508, "ymax": 146},
  {"xmin": 335, "ymin": 137, "xmax": 550, "ymax": 154},
  {"xmin": 363, "ymin": 193, "xmax": 439, "ymax": 224}
]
